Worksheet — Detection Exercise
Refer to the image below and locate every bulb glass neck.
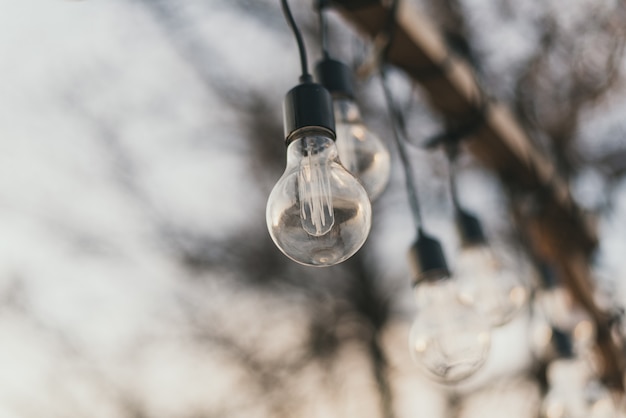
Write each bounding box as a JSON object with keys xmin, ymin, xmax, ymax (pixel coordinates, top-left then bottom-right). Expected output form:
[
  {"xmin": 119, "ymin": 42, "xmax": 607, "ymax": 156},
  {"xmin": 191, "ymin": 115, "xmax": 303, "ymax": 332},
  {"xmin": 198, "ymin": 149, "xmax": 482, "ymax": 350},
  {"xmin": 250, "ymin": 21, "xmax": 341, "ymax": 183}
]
[
  {"xmin": 547, "ymin": 358, "xmax": 589, "ymax": 387},
  {"xmin": 283, "ymin": 82, "xmax": 335, "ymax": 145},
  {"xmin": 412, "ymin": 278, "xmax": 457, "ymax": 310},
  {"xmin": 285, "ymin": 130, "xmax": 338, "ymax": 161}
]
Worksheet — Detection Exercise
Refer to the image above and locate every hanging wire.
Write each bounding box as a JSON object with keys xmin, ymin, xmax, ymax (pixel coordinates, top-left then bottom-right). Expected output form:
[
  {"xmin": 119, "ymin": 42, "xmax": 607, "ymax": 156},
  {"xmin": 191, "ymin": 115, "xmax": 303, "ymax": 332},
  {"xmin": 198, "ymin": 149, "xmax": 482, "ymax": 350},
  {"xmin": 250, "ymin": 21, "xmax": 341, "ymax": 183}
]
[
  {"xmin": 317, "ymin": 0, "xmax": 331, "ymax": 59},
  {"xmin": 281, "ymin": 0, "xmax": 312, "ymax": 82},
  {"xmin": 380, "ymin": 0, "xmax": 490, "ymax": 152},
  {"xmin": 381, "ymin": 0, "xmax": 401, "ymax": 60},
  {"xmin": 378, "ymin": 0, "xmax": 490, "ymax": 235},
  {"xmin": 378, "ymin": 0, "xmax": 424, "ymax": 234},
  {"xmin": 445, "ymin": 142, "xmax": 462, "ymax": 211},
  {"xmin": 380, "ymin": 70, "xmax": 425, "ymax": 234}
]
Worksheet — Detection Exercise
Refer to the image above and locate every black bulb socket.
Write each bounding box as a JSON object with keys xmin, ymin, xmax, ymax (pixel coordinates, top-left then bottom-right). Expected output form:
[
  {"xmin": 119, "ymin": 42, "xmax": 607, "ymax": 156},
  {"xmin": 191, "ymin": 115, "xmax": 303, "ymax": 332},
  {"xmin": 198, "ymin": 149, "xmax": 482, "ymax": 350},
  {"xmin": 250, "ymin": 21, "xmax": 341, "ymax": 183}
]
[
  {"xmin": 314, "ymin": 58, "xmax": 356, "ymax": 99},
  {"xmin": 408, "ymin": 232, "xmax": 451, "ymax": 286},
  {"xmin": 283, "ymin": 81, "xmax": 336, "ymax": 145},
  {"xmin": 551, "ymin": 328, "xmax": 574, "ymax": 359},
  {"xmin": 455, "ymin": 208, "xmax": 488, "ymax": 247},
  {"xmin": 539, "ymin": 263, "xmax": 559, "ymax": 290}
]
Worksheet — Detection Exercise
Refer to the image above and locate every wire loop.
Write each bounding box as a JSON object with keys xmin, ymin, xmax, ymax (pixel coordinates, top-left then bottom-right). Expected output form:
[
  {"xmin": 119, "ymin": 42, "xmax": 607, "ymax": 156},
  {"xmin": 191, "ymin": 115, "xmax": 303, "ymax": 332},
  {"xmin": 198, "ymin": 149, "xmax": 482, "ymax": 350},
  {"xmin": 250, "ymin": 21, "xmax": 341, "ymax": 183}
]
[
  {"xmin": 281, "ymin": 0, "xmax": 311, "ymax": 82},
  {"xmin": 377, "ymin": 0, "xmax": 426, "ymax": 234}
]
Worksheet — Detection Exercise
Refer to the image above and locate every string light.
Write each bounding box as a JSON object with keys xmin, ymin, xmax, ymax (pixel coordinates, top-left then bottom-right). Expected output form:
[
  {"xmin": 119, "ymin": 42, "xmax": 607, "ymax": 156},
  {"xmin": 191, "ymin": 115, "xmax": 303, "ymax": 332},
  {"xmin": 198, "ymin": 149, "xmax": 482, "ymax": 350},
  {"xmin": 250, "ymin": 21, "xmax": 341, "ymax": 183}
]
[
  {"xmin": 314, "ymin": 2, "xmax": 391, "ymax": 200},
  {"xmin": 264, "ymin": 0, "xmax": 624, "ymax": 399},
  {"xmin": 379, "ymin": 63, "xmax": 490, "ymax": 382},
  {"xmin": 445, "ymin": 143, "xmax": 528, "ymax": 327},
  {"xmin": 540, "ymin": 331, "xmax": 621, "ymax": 418},
  {"xmin": 265, "ymin": 0, "xmax": 372, "ymax": 266}
]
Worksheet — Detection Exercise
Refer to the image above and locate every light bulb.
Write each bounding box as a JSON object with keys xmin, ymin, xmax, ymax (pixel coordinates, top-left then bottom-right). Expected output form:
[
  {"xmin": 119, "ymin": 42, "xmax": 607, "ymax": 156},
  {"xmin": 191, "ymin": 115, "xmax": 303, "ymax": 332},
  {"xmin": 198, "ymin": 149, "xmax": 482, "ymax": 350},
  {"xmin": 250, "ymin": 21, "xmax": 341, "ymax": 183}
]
[
  {"xmin": 452, "ymin": 209, "xmax": 526, "ymax": 327},
  {"xmin": 334, "ymin": 98, "xmax": 390, "ymax": 200},
  {"xmin": 539, "ymin": 332, "xmax": 601, "ymax": 418},
  {"xmin": 541, "ymin": 348, "xmax": 623, "ymax": 418},
  {"xmin": 315, "ymin": 58, "xmax": 390, "ymax": 200},
  {"xmin": 266, "ymin": 81, "xmax": 372, "ymax": 266},
  {"xmin": 266, "ymin": 129, "xmax": 372, "ymax": 266},
  {"xmin": 409, "ymin": 278, "xmax": 491, "ymax": 383},
  {"xmin": 528, "ymin": 312, "xmax": 554, "ymax": 360},
  {"xmin": 455, "ymin": 244, "xmax": 527, "ymax": 327},
  {"xmin": 538, "ymin": 286, "xmax": 593, "ymax": 341},
  {"xmin": 586, "ymin": 381, "xmax": 623, "ymax": 418},
  {"xmin": 541, "ymin": 358, "xmax": 592, "ymax": 418}
]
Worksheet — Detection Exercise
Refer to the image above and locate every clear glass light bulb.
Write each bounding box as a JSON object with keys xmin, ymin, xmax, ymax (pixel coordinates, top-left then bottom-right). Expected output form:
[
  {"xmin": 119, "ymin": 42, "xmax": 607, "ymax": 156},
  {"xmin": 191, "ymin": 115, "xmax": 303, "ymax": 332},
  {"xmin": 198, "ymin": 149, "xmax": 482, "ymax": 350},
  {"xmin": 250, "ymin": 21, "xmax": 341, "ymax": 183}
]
[
  {"xmin": 455, "ymin": 245, "xmax": 527, "ymax": 327},
  {"xmin": 528, "ymin": 309, "xmax": 555, "ymax": 360},
  {"xmin": 538, "ymin": 286, "xmax": 593, "ymax": 340},
  {"xmin": 266, "ymin": 128, "xmax": 372, "ymax": 267},
  {"xmin": 587, "ymin": 381, "xmax": 623, "ymax": 418},
  {"xmin": 541, "ymin": 358, "xmax": 592, "ymax": 418},
  {"xmin": 542, "ymin": 358, "xmax": 624, "ymax": 418},
  {"xmin": 334, "ymin": 98, "xmax": 390, "ymax": 200},
  {"xmin": 409, "ymin": 279, "xmax": 491, "ymax": 383}
]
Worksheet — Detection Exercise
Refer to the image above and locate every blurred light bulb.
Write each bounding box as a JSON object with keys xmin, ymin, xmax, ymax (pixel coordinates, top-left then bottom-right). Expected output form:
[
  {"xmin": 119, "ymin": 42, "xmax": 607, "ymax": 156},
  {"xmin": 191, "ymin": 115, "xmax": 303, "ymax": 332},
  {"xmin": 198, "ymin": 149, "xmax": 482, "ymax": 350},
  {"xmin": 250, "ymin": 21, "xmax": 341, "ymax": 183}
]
[
  {"xmin": 537, "ymin": 286, "xmax": 594, "ymax": 353},
  {"xmin": 543, "ymin": 356, "xmax": 625, "ymax": 418},
  {"xmin": 409, "ymin": 278, "xmax": 491, "ymax": 383},
  {"xmin": 315, "ymin": 58, "xmax": 390, "ymax": 200},
  {"xmin": 452, "ymin": 209, "xmax": 526, "ymax": 327},
  {"xmin": 266, "ymin": 128, "xmax": 372, "ymax": 266},
  {"xmin": 536, "ymin": 263, "xmax": 594, "ymax": 342},
  {"xmin": 529, "ymin": 312, "xmax": 554, "ymax": 359},
  {"xmin": 541, "ymin": 358, "xmax": 594, "ymax": 418},
  {"xmin": 456, "ymin": 244, "xmax": 527, "ymax": 327},
  {"xmin": 334, "ymin": 98, "xmax": 390, "ymax": 200},
  {"xmin": 540, "ymin": 287, "xmax": 576, "ymax": 329},
  {"xmin": 587, "ymin": 382, "xmax": 624, "ymax": 418}
]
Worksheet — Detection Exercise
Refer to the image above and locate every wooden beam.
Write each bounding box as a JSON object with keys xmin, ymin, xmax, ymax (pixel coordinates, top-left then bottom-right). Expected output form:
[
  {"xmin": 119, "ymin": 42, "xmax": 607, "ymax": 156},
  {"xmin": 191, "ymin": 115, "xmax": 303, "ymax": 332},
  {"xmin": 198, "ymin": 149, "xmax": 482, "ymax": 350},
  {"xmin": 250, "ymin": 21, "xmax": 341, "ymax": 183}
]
[{"xmin": 331, "ymin": 0, "xmax": 624, "ymax": 388}]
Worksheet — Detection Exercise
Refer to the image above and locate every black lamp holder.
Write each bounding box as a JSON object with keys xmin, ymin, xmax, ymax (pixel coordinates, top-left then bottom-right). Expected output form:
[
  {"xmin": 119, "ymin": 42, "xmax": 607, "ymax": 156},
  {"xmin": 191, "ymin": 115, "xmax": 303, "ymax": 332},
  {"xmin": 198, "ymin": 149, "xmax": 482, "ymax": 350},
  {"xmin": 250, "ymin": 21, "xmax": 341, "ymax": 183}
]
[
  {"xmin": 283, "ymin": 82, "xmax": 336, "ymax": 144},
  {"xmin": 313, "ymin": 2, "xmax": 356, "ymax": 100},
  {"xmin": 551, "ymin": 327, "xmax": 574, "ymax": 359},
  {"xmin": 281, "ymin": 0, "xmax": 336, "ymax": 144},
  {"xmin": 315, "ymin": 58, "xmax": 356, "ymax": 100},
  {"xmin": 408, "ymin": 231, "xmax": 451, "ymax": 286},
  {"xmin": 456, "ymin": 207, "xmax": 488, "ymax": 247},
  {"xmin": 443, "ymin": 141, "xmax": 489, "ymax": 248},
  {"xmin": 538, "ymin": 262, "xmax": 559, "ymax": 290}
]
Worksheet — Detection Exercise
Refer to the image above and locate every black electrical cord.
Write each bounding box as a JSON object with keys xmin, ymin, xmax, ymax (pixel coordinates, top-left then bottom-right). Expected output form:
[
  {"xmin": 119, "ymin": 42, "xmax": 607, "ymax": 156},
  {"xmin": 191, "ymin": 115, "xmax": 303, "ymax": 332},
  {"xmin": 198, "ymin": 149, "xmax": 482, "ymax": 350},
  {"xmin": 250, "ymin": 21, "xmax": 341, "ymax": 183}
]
[
  {"xmin": 380, "ymin": 0, "xmax": 401, "ymax": 60},
  {"xmin": 379, "ymin": 0, "xmax": 489, "ymax": 153},
  {"xmin": 445, "ymin": 143, "xmax": 462, "ymax": 211},
  {"xmin": 380, "ymin": 68, "xmax": 424, "ymax": 235},
  {"xmin": 378, "ymin": 0, "xmax": 425, "ymax": 235},
  {"xmin": 444, "ymin": 140, "xmax": 490, "ymax": 246},
  {"xmin": 281, "ymin": 0, "xmax": 312, "ymax": 83},
  {"xmin": 317, "ymin": 0, "xmax": 331, "ymax": 59},
  {"xmin": 379, "ymin": 0, "xmax": 490, "ymax": 235}
]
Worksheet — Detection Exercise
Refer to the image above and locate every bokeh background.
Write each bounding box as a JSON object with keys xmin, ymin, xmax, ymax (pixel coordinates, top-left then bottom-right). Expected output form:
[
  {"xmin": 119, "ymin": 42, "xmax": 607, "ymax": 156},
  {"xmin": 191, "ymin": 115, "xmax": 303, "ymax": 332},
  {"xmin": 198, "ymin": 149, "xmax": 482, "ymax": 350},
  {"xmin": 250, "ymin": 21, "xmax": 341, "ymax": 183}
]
[{"xmin": 0, "ymin": 0, "xmax": 625, "ymax": 417}]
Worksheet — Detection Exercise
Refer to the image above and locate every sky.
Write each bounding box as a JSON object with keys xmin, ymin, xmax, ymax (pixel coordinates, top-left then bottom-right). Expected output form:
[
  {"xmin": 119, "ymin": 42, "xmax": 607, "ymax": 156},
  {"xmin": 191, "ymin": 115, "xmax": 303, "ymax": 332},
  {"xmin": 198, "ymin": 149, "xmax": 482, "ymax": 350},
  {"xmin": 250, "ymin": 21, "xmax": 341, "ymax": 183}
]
[{"xmin": 0, "ymin": 0, "xmax": 624, "ymax": 417}]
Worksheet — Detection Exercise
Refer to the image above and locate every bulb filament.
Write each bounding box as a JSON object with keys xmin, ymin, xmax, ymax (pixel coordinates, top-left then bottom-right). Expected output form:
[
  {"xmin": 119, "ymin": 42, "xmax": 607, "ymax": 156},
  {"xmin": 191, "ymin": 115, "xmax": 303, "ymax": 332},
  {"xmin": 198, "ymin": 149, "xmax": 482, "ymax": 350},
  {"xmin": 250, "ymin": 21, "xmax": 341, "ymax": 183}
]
[{"xmin": 298, "ymin": 139, "xmax": 335, "ymax": 236}]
